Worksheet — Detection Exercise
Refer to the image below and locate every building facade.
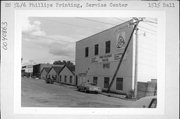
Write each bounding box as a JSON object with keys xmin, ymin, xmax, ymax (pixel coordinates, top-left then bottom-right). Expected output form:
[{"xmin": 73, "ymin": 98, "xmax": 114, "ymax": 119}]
[
  {"xmin": 46, "ymin": 65, "xmax": 76, "ymax": 85},
  {"xmin": 32, "ymin": 63, "xmax": 65, "ymax": 78},
  {"xmin": 59, "ymin": 66, "xmax": 75, "ymax": 85},
  {"xmin": 32, "ymin": 64, "xmax": 53, "ymax": 78},
  {"xmin": 76, "ymin": 19, "xmax": 157, "ymax": 94},
  {"xmin": 47, "ymin": 65, "xmax": 64, "ymax": 82},
  {"xmin": 76, "ymin": 20, "xmax": 135, "ymax": 94},
  {"xmin": 40, "ymin": 67, "xmax": 51, "ymax": 80}
]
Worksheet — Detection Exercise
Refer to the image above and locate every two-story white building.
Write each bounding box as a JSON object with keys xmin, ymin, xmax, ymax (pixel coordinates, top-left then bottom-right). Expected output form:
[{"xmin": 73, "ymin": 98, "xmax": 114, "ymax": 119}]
[{"xmin": 75, "ymin": 20, "xmax": 157, "ymax": 94}]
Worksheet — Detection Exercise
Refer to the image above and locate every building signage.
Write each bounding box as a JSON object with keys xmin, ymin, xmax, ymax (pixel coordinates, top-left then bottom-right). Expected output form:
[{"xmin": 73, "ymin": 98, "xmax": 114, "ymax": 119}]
[
  {"xmin": 114, "ymin": 53, "xmax": 123, "ymax": 60},
  {"xmin": 116, "ymin": 31, "xmax": 126, "ymax": 49},
  {"xmin": 91, "ymin": 57, "xmax": 99, "ymax": 63},
  {"xmin": 91, "ymin": 53, "xmax": 124, "ymax": 63}
]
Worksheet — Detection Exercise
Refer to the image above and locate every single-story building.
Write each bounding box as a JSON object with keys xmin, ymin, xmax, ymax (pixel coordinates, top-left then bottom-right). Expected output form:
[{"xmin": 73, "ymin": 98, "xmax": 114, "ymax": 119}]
[
  {"xmin": 59, "ymin": 65, "xmax": 76, "ymax": 85},
  {"xmin": 32, "ymin": 63, "xmax": 63, "ymax": 78},
  {"xmin": 46, "ymin": 65, "xmax": 75, "ymax": 85},
  {"xmin": 47, "ymin": 65, "xmax": 64, "ymax": 82},
  {"xmin": 40, "ymin": 67, "xmax": 51, "ymax": 80}
]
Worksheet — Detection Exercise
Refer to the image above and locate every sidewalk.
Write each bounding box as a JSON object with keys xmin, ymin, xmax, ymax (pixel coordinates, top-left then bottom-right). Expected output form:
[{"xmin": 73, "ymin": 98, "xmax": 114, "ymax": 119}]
[
  {"xmin": 53, "ymin": 81, "xmax": 136, "ymax": 101},
  {"xmin": 54, "ymin": 82, "xmax": 77, "ymax": 89},
  {"xmin": 101, "ymin": 92, "xmax": 137, "ymax": 101}
]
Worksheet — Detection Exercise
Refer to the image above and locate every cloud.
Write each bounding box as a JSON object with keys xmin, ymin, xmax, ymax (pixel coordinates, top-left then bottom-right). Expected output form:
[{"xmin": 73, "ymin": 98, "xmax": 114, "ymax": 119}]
[
  {"xmin": 22, "ymin": 17, "xmax": 132, "ymax": 64},
  {"xmin": 49, "ymin": 42, "xmax": 75, "ymax": 57},
  {"xmin": 22, "ymin": 31, "xmax": 76, "ymax": 60},
  {"xmin": 22, "ymin": 17, "xmax": 45, "ymax": 36}
]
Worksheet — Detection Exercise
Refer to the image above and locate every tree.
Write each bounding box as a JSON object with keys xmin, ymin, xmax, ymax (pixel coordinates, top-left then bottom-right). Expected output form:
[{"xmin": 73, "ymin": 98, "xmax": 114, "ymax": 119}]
[{"xmin": 53, "ymin": 60, "xmax": 75, "ymax": 71}]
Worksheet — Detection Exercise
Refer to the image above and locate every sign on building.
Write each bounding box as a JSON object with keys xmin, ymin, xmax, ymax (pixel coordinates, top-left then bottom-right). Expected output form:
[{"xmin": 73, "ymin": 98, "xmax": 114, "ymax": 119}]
[{"xmin": 116, "ymin": 31, "xmax": 126, "ymax": 49}]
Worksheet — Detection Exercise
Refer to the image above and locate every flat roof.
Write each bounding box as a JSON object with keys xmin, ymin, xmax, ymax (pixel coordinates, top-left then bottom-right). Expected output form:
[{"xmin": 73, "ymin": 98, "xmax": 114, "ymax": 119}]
[{"xmin": 76, "ymin": 20, "xmax": 132, "ymax": 43}]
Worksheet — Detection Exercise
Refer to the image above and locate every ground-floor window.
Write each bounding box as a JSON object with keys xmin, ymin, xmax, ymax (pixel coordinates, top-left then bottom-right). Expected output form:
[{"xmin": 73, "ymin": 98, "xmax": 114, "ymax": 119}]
[
  {"xmin": 93, "ymin": 77, "xmax": 98, "ymax": 85},
  {"xmin": 70, "ymin": 76, "xmax": 72, "ymax": 83},
  {"xmin": 104, "ymin": 77, "xmax": 109, "ymax": 88},
  {"xmin": 59, "ymin": 75, "xmax": 61, "ymax": 82},
  {"xmin": 64, "ymin": 75, "xmax": 67, "ymax": 82},
  {"xmin": 116, "ymin": 78, "xmax": 123, "ymax": 90}
]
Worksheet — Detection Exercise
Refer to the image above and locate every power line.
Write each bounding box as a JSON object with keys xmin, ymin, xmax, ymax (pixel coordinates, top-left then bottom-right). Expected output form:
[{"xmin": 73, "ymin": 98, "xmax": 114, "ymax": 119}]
[
  {"xmin": 143, "ymin": 20, "xmax": 158, "ymax": 24},
  {"xmin": 143, "ymin": 22, "xmax": 157, "ymax": 28},
  {"xmin": 111, "ymin": 18, "xmax": 157, "ymax": 33},
  {"xmin": 114, "ymin": 17, "xmax": 129, "ymax": 22},
  {"xmin": 138, "ymin": 25, "xmax": 157, "ymax": 33},
  {"xmin": 138, "ymin": 29, "xmax": 157, "ymax": 36},
  {"xmin": 76, "ymin": 17, "xmax": 116, "ymax": 25},
  {"xmin": 41, "ymin": 18, "xmax": 93, "ymax": 29}
]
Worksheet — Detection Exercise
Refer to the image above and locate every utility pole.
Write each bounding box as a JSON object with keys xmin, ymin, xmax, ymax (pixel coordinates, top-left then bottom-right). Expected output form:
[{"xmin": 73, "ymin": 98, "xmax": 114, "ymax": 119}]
[
  {"xmin": 134, "ymin": 27, "xmax": 139, "ymax": 98},
  {"xmin": 107, "ymin": 18, "xmax": 142, "ymax": 93}
]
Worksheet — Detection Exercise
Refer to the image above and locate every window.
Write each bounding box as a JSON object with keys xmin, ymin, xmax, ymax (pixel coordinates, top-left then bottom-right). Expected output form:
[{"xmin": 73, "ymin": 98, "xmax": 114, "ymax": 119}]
[
  {"xmin": 103, "ymin": 63, "xmax": 110, "ymax": 69},
  {"xmin": 64, "ymin": 75, "xmax": 67, "ymax": 82},
  {"xmin": 104, "ymin": 77, "xmax": 109, "ymax": 88},
  {"xmin": 94, "ymin": 44, "xmax": 99, "ymax": 55},
  {"xmin": 85, "ymin": 47, "xmax": 89, "ymax": 57},
  {"xmin": 93, "ymin": 77, "xmax": 98, "ymax": 85},
  {"xmin": 53, "ymin": 75, "xmax": 57, "ymax": 82},
  {"xmin": 116, "ymin": 78, "xmax": 123, "ymax": 90},
  {"xmin": 70, "ymin": 76, "xmax": 72, "ymax": 83},
  {"xmin": 59, "ymin": 75, "xmax": 61, "ymax": 82},
  {"xmin": 105, "ymin": 41, "xmax": 111, "ymax": 53}
]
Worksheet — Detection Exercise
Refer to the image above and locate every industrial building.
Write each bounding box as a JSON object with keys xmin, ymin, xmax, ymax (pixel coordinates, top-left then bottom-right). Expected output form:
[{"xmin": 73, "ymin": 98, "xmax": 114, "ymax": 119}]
[
  {"xmin": 32, "ymin": 63, "xmax": 53, "ymax": 78},
  {"xmin": 75, "ymin": 19, "xmax": 157, "ymax": 94}
]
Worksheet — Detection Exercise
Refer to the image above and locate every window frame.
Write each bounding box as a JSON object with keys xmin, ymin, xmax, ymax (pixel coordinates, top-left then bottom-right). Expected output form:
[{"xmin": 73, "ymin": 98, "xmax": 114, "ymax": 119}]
[
  {"xmin": 94, "ymin": 44, "xmax": 99, "ymax": 55},
  {"xmin": 104, "ymin": 77, "xmax": 110, "ymax": 88},
  {"xmin": 85, "ymin": 47, "xmax": 89, "ymax": 57},
  {"xmin": 70, "ymin": 76, "xmax": 72, "ymax": 83},
  {"xmin": 116, "ymin": 77, "xmax": 123, "ymax": 90},
  {"xmin": 93, "ymin": 77, "xmax": 98, "ymax": 85},
  {"xmin": 64, "ymin": 75, "xmax": 67, "ymax": 82},
  {"xmin": 105, "ymin": 41, "xmax": 111, "ymax": 53}
]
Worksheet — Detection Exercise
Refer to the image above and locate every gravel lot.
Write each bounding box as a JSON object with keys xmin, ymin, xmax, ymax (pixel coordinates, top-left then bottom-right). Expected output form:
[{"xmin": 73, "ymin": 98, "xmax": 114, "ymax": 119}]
[{"xmin": 21, "ymin": 77, "xmax": 133, "ymax": 107}]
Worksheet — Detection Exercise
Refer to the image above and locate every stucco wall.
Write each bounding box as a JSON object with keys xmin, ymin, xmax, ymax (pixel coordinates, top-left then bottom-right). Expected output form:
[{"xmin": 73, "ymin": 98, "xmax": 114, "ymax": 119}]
[
  {"xmin": 76, "ymin": 21, "xmax": 134, "ymax": 93},
  {"xmin": 48, "ymin": 69, "xmax": 57, "ymax": 80},
  {"xmin": 41, "ymin": 70, "xmax": 47, "ymax": 79},
  {"xmin": 59, "ymin": 67, "xmax": 75, "ymax": 85}
]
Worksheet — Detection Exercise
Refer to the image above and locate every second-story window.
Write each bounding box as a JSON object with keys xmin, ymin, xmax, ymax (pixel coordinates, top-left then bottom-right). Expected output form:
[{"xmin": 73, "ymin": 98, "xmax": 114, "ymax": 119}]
[
  {"xmin": 85, "ymin": 47, "xmax": 89, "ymax": 57},
  {"xmin": 105, "ymin": 41, "xmax": 111, "ymax": 53},
  {"xmin": 94, "ymin": 44, "xmax": 99, "ymax": 55}
]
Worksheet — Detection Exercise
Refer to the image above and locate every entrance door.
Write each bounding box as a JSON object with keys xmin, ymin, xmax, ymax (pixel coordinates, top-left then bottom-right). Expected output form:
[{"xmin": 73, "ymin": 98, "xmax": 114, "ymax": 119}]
[
  {"xmin": 104, "ymin": 77, "xmax": 109, "ymax": 88},
  {"xmin": 116, "ymin": 78, "xmax": 123, "ymax": 90}
]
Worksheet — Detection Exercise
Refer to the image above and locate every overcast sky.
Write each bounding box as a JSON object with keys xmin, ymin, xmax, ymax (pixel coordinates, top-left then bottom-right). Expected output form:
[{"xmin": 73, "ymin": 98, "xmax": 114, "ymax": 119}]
[
  {"xmin": 22, "ymin": 17, "xmax": 157, "ymax": 66},
  {"xmin": 22, "ymin": 17, "xmax": 131, "ymax": 65}
]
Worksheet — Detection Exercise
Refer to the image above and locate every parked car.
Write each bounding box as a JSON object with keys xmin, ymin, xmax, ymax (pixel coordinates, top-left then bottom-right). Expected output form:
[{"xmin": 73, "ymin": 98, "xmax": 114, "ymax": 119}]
[
  {"xmin": 130, "ymin": 96, "xmax": 157, "ymax": 108},
  {"xmin": 77, "ymin": 82, "xmax": 102, "ymax": 94},
  {"xmin": 45, "ymin": 78, "xmax": 54, "ymax": 84}
]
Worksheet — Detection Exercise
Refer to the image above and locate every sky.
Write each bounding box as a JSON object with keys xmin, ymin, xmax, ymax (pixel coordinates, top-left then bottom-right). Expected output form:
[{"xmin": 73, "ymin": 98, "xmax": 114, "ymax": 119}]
[
  {"xmin": 22, "ymin": 17, "xmax": 132, "ymax": 65},
  {"xmin": 22, "ymin": 17, "xmax": 157, "ymax": 67}
]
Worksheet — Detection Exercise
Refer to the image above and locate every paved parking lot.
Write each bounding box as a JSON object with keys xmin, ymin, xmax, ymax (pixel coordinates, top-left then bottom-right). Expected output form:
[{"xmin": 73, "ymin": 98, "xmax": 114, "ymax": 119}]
[{"xmin": 21, "ymin": 77, "xmax": 133, "ymax": 107}]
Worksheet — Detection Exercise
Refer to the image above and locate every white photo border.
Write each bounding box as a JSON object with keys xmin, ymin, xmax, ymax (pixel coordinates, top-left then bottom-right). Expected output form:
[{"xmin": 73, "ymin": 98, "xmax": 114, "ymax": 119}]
[{"xmin": 14, "ymin": 10, "xmax": 165, "ymax": 115}]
